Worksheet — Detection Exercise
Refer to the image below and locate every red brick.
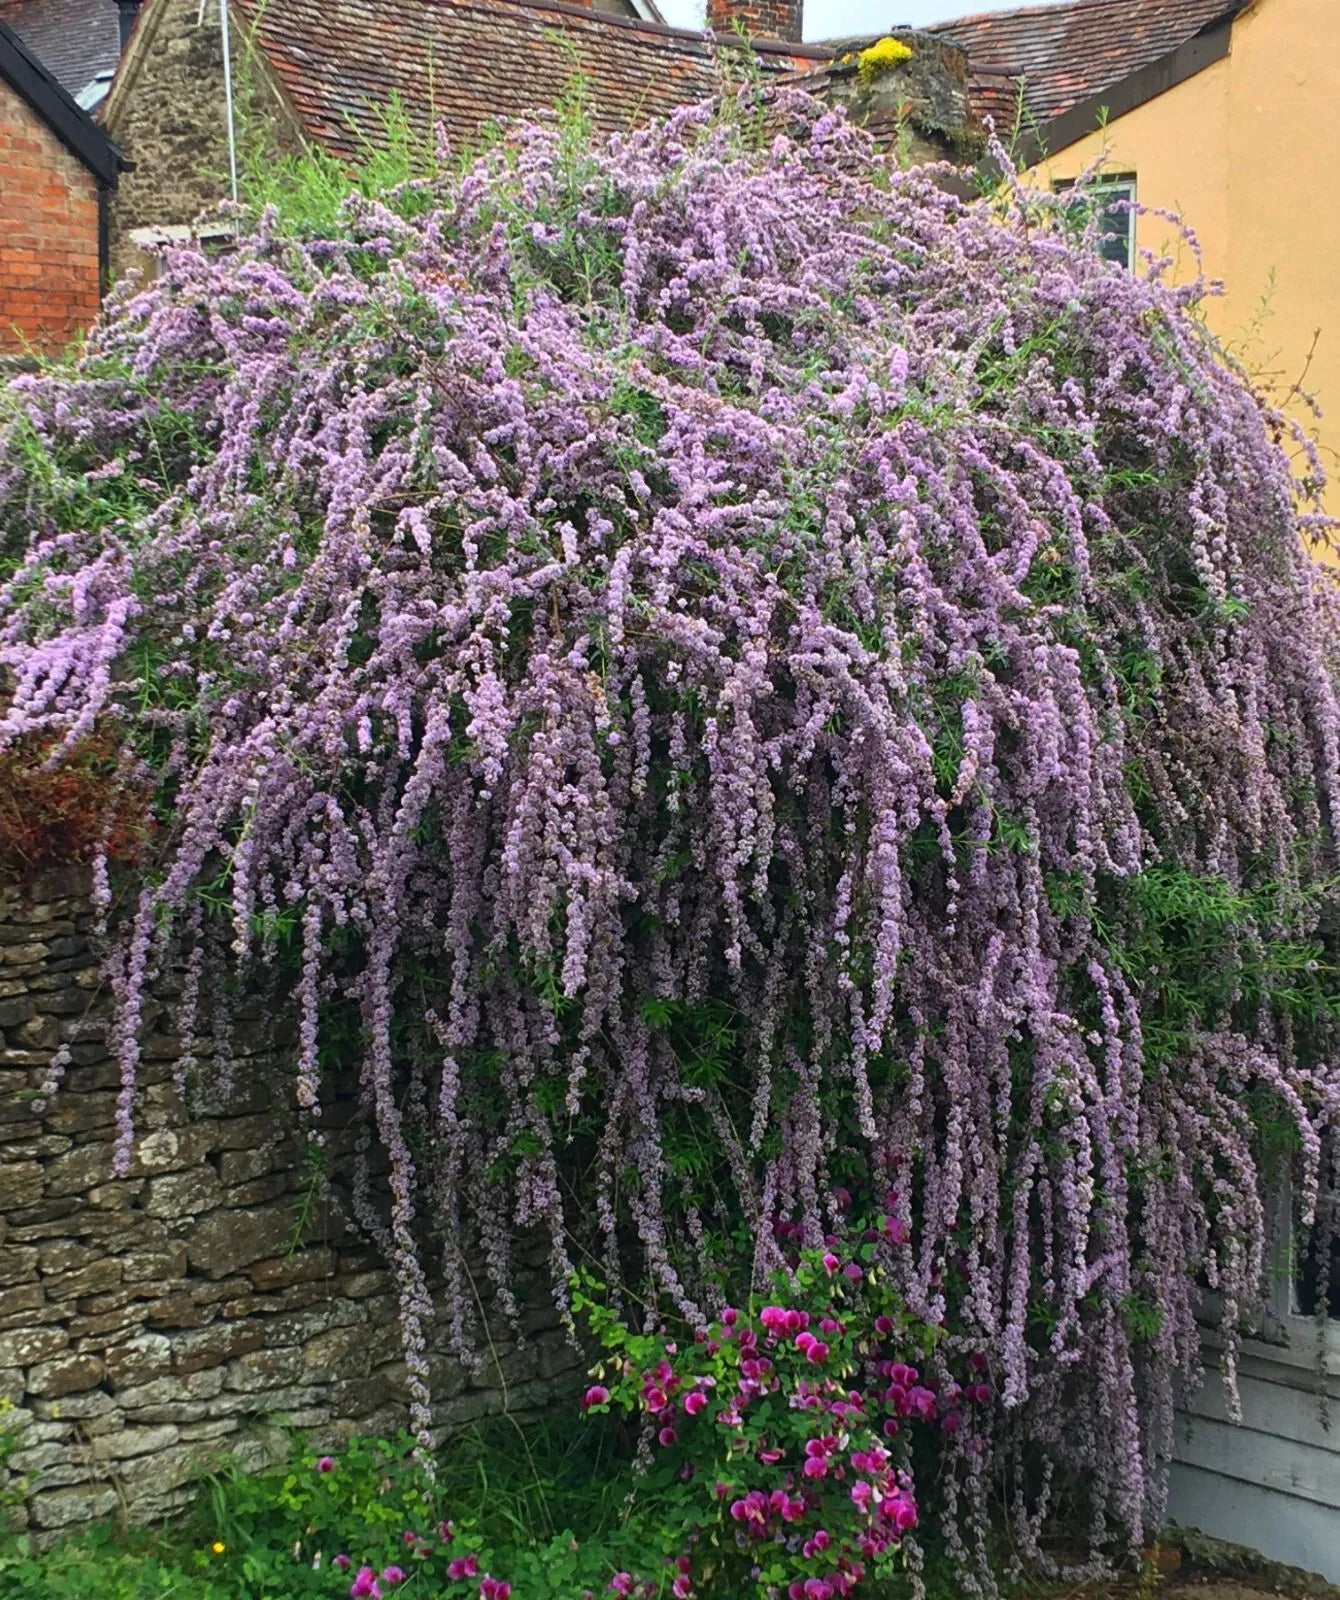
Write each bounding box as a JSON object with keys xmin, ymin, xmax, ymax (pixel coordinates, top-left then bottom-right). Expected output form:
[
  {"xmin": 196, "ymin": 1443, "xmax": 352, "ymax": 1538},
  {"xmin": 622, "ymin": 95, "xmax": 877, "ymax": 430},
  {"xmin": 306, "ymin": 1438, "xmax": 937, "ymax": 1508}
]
[{"xmin": 0, "ymin": 81, "xmax": 103, "ymax": 355}]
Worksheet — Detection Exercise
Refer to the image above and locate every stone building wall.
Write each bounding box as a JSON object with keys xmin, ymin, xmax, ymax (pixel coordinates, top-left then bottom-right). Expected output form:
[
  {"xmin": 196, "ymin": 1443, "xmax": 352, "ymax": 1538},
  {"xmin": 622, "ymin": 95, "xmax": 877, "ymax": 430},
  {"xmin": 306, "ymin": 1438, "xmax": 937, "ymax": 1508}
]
[
  {"xmin": 0, "ymin": 867, "xmax": 580, "ymax": 1544},
  {"xmin": 101, "ymin": 0, "xmax": 303, "ymax": 283}
]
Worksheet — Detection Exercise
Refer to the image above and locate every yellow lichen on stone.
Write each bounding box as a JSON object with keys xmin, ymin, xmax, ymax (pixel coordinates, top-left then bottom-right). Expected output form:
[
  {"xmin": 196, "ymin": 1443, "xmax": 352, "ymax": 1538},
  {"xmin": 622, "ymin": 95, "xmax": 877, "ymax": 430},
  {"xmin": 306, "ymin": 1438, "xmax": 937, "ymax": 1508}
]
[{"xmin": 856, "ymin": 36, "xmax": 914, "ymax": 85}]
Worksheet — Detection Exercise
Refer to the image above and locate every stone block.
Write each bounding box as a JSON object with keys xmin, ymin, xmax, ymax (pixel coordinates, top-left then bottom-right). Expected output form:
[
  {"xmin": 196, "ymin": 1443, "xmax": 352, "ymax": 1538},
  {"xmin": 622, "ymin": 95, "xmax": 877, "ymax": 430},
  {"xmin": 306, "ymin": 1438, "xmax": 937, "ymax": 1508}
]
[
  {"xmin": 210, "ymin": 1112, "xmax": 283, "ymax": 1150},
  {"xmin": 223, "ymin": 1345, "xmax": 305, "ymax": 1391},
  {"xmin": 144, "ymin": 1166, "xmax": 224, "ymax": 1219},
  {"xmin": 143, "ymin": 1293, "xmax": 206, "ymax": 1330},
  {"xmin": 27, "ymin": 1354, "xmax": 105, "ymax": 1398},
  {"xmin": 116, "ymin": 1442, "xmax": 200, "ymax": 1491},
  {"xmin": 30, "ymin": 1485, "xmax": 117, "ymax": 1528},
  {"xmin": 86, "ymin": 1179, "xmax": 144, "ymax": 1210},
  {"xmin": 103, "ymin": 1333, "xmax": 172, "ymax": 1389},
  {"xmin": 42, "ymin": 1145, "xmax": 110, "ymax": 1198},
  {"xmin": 0, "ymin": 942, "xmax": 49, "ymax": 967},
  {"xmin": 249, "ymin": 1247, "xmax": 335, "ymax": 1292},
  {"xmin": 116, "ymin": 1367, "xmax": 224, "ymax": 1412},
  {"xmin": 118, "ymin": 1243, "xmax": 189, "ymax": 1284},
  {"xmin": 178, "ymin": 1418, "xmax": 241, "ymax": 1442},
  {"xmin": 187, "ymin": 1204, "xmax": 297, "ymax": 1277},
  {"xmin": 0, "ymin": 1326, "xmax": 67, "ymax": 1367},
  {"xmin": 0, "ymin": 1162, "xmax": 41, "ymax": 1211},
  {"xmin": 0, "ymin": 1246, "xmax": 39, "ymax": 1287},
  {"xmin": 300, "ymin": 1327, "xmax": 370, "ymax": 1383},
  {"xmin": 170, "ymin": 1324, "xmax": 264, "ymax": 1376},
  {"xmin": 45, "ymin": 1259, "xmax": 124, "ymax": 1300},
  {"xmin": 224, "ymin": 1174, "xmax": 289, "ymax": 1207},
  {"xmin": 218, "ymin": 1146, "xmax": 273, "ymax": 1185},
  {"xmin": 31, "ymin": 1391, "xmax": 119, "ymax": 1423},
  {"xmin": 23, "ymin": 1460, "xmax": 98, "ymax": 1492},
  {"xmin": 90, "ymin": 1423, "xmax": 179, "ymax": 1460}
]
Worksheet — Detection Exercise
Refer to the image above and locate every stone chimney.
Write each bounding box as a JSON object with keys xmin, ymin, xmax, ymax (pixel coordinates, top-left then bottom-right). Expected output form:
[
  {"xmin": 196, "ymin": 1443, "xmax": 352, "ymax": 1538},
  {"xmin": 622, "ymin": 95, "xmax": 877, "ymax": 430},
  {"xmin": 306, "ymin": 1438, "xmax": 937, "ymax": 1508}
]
[
  {"xmin": 113, "ymin": 0, "xmax": 142, "ymax": 52},
  {"xmin": 706, "ymin": 0, "xmax": 803, "ymax": 44}
]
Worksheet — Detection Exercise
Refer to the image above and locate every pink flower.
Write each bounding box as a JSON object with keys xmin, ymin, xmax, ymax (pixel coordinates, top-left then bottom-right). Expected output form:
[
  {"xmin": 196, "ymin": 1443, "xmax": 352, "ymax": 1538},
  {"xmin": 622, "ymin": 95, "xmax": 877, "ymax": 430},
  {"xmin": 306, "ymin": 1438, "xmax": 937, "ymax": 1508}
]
[
  {"xmin": 805, "ymin": 1341, "xmax": 830, "ymax": 1365},
  {"xmin": 583, "ymin": 1385, "xmax": 610, "ymax": 1410},
  {"xmin": 349, "ymin": 1569, "xmax": 381, "ymax": 1600},
  {"xmin": 379, "ymin": 1566, "xmax": 406, "ymax": 1586},
  {"xmin": 447, "ymin": 1554, "xmax": 479, "ymax": 1580},
  {"xmin": 658, "ymin": 1425, "xmax": 678, "ymax": 1447},
  {"xmin": 609, "ymin": 1576, "xmax": 634, "ymax": 1596},
  {"xmin": 842, "ymin": 1262, "xmax": 863, "ymax": 1284},
  {"xmin": 821, "ymin": 1253, "xmax": 840, "ymax": 1275},
  {"xmin": 672, "ymin": 1579, "xmax": 692, "ymax": 1599},
  {"xmin": 683, "ymin": 1390, "xmax": 707, "ymax": 1416},
  {"xmin": 316, "ymin": 1456, "xmax": 335, "ymax": 1473},
  {"xmin": 481, "ymin": 1580, "xmax": 512, "ymax": 1600},
  {"xmin": 333, "ymin": 1554, "xmax": 351, "ymax": 1571},
  {"xmin": 437, "ymin": 1521, "xmax": 454, "ymax": 1542},
  {"xmin": 643, "ymin": 1386, "xmax": 668, "ymax": 1412}
]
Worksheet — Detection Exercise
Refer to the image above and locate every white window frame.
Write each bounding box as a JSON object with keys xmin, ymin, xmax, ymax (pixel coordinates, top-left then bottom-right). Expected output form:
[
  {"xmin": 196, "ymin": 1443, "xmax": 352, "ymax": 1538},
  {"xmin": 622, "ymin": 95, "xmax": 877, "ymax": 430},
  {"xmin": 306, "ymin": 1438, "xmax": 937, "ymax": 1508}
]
[
  {"xmin": 1054, "ymin": 175, "xmax": 1137, "ymax": 271},
  {"xmin": 1198, "ymin": 1181, "xmax": 1340, "ymax": 1363}
]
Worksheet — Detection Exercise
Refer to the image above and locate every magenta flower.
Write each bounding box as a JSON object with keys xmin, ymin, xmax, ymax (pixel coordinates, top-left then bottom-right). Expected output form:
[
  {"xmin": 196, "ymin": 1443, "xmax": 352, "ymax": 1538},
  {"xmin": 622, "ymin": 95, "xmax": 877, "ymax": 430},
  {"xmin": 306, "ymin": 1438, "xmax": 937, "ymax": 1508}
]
[
  {"xmin": 582, "ymin": 1385, "xmax": 610, "ymax": 1410},
  {"xmin": 447, "ymin": 1554, "xmax": 478, "ymax": 1580},
  {"xmin": 379, "ymin": 1567, "xmax": 406, "ymax": 1586},
  {"xmin": 683, "ymin": 1389, "xmax": 707, "ymax": 1416},
  {"xmin": 349, "ymin": 1569, "xmax": 381, "ymax": 1600},
  {"xmin": 333, "ymin": 1555, "xmax": 351, "ymax": 1571},
  {"xmin": 608, "ymin": 1576, "xmax": 634, "ymax": 1597},
  {"xmin": 316, "ymin": 1456, "xmax": 335, "ymax": 1473},
  {"xmin": 481, "ymin": 1580, "xmax": 512, "ymax": 1600},
  {"xmin": 821, "ymin": 1253, "xmax": 840, "ymax": 1275},
  {"xmin": 658, "ymin": 1425, "xmax": 678, "ymax": 1447}
]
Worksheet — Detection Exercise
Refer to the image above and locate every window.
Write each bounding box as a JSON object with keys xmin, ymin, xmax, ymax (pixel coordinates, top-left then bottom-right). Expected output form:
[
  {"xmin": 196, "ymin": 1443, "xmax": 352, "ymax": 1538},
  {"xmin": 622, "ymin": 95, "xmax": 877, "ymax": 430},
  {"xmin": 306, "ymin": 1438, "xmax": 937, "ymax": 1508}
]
[
  {"xmin": 1293, "ymin": 1200, "xmax": 1340, "ymax": 1321},
  {"xmin": 1054, "ymin": 177, "xmax": 1136, "ymax": 270}
]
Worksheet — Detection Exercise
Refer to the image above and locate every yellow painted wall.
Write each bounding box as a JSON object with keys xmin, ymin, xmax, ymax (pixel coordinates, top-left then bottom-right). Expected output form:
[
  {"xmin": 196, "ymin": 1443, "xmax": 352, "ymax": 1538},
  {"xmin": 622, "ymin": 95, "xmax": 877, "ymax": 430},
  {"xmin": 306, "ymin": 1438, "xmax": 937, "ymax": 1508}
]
[{"xmin": 1026, "ymin": 0, "xmax": 1340, "ymax": 537}]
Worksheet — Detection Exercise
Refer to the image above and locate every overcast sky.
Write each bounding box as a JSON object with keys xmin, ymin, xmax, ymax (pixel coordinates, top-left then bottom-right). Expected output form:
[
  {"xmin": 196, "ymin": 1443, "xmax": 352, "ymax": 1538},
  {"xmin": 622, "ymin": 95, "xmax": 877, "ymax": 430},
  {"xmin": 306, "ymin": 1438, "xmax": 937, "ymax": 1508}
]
[{"xmin": 657, "ymin": 0, "xmax": 1062, "ymax": 39}]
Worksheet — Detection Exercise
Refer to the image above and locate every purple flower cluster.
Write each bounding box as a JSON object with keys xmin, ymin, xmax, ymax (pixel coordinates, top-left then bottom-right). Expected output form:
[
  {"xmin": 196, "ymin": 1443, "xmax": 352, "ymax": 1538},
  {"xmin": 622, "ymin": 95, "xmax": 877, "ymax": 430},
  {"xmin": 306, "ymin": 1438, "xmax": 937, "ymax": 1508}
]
[{"xmin": 3, "ymin": 90, "xmax": 1339, "ymax": 1561}]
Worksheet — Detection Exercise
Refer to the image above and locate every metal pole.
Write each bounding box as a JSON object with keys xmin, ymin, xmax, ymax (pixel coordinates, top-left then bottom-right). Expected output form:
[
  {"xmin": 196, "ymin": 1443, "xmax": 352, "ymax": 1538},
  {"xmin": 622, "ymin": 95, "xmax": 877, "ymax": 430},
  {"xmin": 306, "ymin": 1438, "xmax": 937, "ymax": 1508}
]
[{"xmin": 219, "ymin": 0, "xmax": 239, "ymax": 205}]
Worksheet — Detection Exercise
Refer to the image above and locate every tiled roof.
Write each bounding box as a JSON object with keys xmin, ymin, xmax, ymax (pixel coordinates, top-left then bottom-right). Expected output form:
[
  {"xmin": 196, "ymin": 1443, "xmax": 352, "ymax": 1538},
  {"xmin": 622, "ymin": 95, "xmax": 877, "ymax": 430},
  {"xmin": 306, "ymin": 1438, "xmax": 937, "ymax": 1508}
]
[
  {"xmin": 0, "ymin": 0, "xmax": 120, "ymax": 104},
  {"xmin": 231, "ymin": 0, "xmax": 823, "ymax": 162},
  {"xmin": 931, "ymin": 0, "xmax": 1242, "ymax": 125}
]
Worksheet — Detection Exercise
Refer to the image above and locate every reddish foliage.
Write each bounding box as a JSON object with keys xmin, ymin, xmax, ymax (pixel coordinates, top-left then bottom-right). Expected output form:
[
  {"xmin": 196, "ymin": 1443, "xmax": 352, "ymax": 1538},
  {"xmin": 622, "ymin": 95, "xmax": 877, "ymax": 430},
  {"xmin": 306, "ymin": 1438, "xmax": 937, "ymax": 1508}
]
[{"xmin": 0, "ymin": 733, "xmax": 151, "ymax": 874}]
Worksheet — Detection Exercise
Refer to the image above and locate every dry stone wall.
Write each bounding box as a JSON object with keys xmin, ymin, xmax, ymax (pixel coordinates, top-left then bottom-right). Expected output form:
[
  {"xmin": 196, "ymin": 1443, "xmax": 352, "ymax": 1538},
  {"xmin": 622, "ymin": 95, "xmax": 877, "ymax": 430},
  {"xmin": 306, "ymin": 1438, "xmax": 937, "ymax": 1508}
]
[{"xmin": 0, "ymin": 867, "xmax": 581, "ymax": 1542}]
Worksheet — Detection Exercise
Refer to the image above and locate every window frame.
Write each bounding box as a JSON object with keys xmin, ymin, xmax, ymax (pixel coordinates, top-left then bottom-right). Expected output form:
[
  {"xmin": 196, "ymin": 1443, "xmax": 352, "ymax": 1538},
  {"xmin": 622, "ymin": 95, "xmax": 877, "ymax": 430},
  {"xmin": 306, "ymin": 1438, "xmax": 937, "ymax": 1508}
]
[{"xmin": 1053, "ymin": 174, "xmax": 1138, "ymax": 272}]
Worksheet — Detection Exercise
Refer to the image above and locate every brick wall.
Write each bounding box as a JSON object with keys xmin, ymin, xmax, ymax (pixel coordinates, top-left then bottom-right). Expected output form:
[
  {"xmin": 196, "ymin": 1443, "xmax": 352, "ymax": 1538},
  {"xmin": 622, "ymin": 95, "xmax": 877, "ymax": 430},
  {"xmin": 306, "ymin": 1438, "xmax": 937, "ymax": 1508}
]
[
  {"xmin": 0, "ymin": 82, "xmax": 103, "ymax": 355},
  {"xmin": 0, "ymin": 868, "xmax": 581, "ymax": 1544}
]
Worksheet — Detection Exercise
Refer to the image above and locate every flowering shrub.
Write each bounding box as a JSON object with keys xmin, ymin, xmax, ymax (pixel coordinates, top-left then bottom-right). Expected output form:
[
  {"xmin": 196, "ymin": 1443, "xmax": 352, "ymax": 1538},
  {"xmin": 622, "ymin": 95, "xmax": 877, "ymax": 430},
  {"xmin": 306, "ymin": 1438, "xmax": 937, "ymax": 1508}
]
[
  {"xmin": 3, "ymin": 86, "xmax": 1340, "ymax": 1566},
  {"xmin": 575, "ymin": 1215, "xmax": 994, "ymax": 1597}
]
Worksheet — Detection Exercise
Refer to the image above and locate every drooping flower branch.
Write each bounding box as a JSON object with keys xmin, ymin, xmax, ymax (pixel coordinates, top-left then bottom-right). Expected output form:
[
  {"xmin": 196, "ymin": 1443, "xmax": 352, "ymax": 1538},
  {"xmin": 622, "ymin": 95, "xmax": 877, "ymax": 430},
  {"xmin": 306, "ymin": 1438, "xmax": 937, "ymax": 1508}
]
[{"xmin": 3, "ymin": 91, "xmax": 1339, "ymax": 1561}]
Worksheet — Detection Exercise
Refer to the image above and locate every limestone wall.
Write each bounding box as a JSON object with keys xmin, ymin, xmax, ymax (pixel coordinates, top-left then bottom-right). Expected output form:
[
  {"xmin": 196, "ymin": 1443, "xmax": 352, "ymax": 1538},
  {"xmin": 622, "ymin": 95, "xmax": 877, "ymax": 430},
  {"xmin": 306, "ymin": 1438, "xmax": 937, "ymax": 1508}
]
[{"xmin": 0, "ymin": 868, "xmax": 580, "ymax": 1542}]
